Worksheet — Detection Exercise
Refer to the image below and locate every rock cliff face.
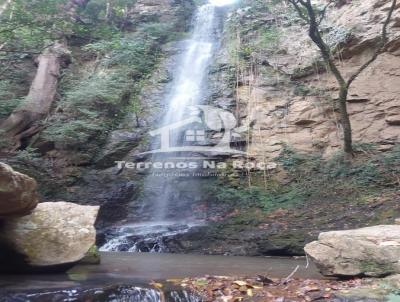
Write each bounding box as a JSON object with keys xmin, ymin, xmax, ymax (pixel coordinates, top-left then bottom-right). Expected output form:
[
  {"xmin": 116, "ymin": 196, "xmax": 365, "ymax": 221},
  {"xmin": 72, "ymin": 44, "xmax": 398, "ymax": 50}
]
[
  {"xmin": 217, "ymin": 0, "xmax": 400, "ymax": 160},
  {"xmin": 158, "ymin": 0, "xmax": 400, "ymax": 256},
  {"xmin": 129, "ymin": 0, "xmax": 194, "ymax": 30}
]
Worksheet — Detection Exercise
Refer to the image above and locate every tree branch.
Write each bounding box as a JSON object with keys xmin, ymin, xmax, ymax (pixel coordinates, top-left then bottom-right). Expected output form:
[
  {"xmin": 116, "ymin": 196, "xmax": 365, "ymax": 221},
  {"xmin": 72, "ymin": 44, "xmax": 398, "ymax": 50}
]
[
  {"xmin": 301, "ymin": 0, "xmax": 347, "ymax": 87},
  {"xmin": 0, "ymin": 49, "xmax": 41, "ymax": 54},
  {"xmin": 346, "ymin": 0, "xmax": 397, "ymax": 88},
  {"xmin": 318, "ymin": 0, "xmax": 335, "ymax": 25},
  {"xmin": 287, "ymin": 0, "xmax": 309, "ymax": 22}
]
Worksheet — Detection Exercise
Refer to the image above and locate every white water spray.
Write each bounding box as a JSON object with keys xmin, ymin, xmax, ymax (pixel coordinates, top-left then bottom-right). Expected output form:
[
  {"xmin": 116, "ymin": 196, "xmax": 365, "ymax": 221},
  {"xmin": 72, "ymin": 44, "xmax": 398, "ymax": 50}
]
[
  {"xmin": 101, "ymin": 1, "xmax": 233, "ymax": 252},
  {"xmin": 163, "ymin": 4, "xmax": 217, "ymax": 125}
]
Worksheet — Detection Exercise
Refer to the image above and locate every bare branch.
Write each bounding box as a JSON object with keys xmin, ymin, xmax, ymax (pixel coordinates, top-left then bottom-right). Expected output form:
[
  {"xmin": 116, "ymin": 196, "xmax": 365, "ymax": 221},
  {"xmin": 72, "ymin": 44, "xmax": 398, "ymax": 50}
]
[
  {"xmin": 346, "ymin": 0, "xmax": 397, "ymax": 88},
  {"xmin": 287, "ymin": 0, "xmax": 309, "ymax": 22},
  {"xmin": 0, "ymin": 49, "xmax": 41, "ymax": 54},
  {"xmin": 318, "ymin": 0, "xmax": 335, "ymax": 25}
]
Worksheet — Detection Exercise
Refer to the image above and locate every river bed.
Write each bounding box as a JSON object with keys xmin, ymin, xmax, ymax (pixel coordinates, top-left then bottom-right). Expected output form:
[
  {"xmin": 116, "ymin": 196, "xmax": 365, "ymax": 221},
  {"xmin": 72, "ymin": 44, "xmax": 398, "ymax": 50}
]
[{"xmin": 0, "ymin": 252, "xmax": 322, "ymax": 301}]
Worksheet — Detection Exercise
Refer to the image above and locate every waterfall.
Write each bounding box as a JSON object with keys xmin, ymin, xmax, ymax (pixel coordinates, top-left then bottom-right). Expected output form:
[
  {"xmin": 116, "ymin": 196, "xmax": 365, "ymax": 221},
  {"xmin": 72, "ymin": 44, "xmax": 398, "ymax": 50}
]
[
  {"xmin": 164, "ymin": 4, "xmax": 216, "ymax": 124},
  {"xmin": 150, "ymin": 3, "xmax": 218, "ymax": 221},
  {"xmin": 101, "ymin": 0, "xmax": 236, "ymax": 253}
]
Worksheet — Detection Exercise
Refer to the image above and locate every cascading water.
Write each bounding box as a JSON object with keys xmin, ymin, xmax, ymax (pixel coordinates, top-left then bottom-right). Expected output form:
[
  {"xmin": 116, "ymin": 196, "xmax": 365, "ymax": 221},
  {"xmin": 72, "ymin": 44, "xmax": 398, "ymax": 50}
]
[
  {"xmin": 151, "ymin": 3, "xmax": 217, "ymax": 222},
  {"xmin": 101, "ymin": 0, "xmax": 235, "ymax": 253}
]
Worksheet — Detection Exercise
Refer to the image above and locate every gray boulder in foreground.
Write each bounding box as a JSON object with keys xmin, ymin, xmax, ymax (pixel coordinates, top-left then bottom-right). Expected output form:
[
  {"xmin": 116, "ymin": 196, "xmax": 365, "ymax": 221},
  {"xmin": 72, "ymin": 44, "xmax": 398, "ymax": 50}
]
[
  {"xmin": 0, "ymin": 162, "xmax": 38, "ymax": 218},
  {"xmin": 1, "ymin": 201, "xmax": 99, "ymax": 269},
  {"xmin": 304, "ymin": 225, "xmax": 400, "ymax": 277}
]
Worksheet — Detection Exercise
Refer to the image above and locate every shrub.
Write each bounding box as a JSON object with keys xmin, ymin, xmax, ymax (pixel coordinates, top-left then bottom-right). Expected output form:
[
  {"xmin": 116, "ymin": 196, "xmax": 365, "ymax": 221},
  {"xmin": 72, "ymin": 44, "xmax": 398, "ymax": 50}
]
[
  {"xmin": 42, "ymin": 119, "xmax": 107, "ymax": 148},
  {"xmin": 257, "ymin": 26, "xmax": 281, "ymax": 51},
  {"xmin": 212, "ymin": 145, "xmax": 400, "ymax": 214},
  {"xmin": 0, "ymin": 81, "xmax": 23, "ymax": 118},
  {"xmin": 211, "ymin": 182, "xmax": 306, "ymax": 212},
  {"xmin": 64, "ymin": 71, "xmax": 130, "ymax": 108},
  {"xmin": 15, "ymin": 147, "xmax": 41, "ymax": 162}
]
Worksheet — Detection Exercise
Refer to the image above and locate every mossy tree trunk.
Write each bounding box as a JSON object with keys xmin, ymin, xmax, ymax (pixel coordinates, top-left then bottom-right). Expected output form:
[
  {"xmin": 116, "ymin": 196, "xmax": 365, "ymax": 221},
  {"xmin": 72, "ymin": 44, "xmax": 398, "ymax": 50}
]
[
  {"xmin": 0, "ymin": 42, "xmax": 70, "ymax": 149},
  {"xmin": 0, "ymin": 0, "xmax": 91, "ymax": 150}
]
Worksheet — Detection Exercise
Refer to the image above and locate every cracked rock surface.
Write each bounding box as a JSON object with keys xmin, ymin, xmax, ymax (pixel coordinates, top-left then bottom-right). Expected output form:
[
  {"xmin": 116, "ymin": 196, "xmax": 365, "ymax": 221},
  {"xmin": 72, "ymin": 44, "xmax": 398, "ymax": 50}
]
[{"xmin": 305, "ymin": 225, "xmax": 400, "ymax": 277}]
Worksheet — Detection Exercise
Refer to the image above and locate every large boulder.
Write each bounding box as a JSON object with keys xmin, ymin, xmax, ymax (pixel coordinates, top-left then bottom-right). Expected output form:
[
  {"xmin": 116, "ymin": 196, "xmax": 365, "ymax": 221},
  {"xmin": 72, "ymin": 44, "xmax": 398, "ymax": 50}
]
[
  {"xmin": 0, "ymin": 201, "xmax": 99, "ymax": 272},
  {"xmin": 0, "ymin": 162, "xmax": 38, "ymax": 218},
  {"xmin": 304, "ymin": 225, "xmax": 400, "ymax": 277}
]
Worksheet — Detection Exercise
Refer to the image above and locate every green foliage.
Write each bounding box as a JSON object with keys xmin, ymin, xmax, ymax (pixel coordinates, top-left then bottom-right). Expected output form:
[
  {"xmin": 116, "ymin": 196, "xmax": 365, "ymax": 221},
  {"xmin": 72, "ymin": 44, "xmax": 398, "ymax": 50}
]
[
  {"xmin": 0, "ymin": 0, "xmax": 180, "ymax": 158},
  {"xmin": 276, "ymin": 145, "xmax": 321, "ymax": 173},
  {"xmin": 0, "ymin": 81, "xmax": 23, "ymax": 118},
  {"xmin": 42, "ymin": 119, "xmax": 106, "ymax": 147},
  {"xmin": 0, "ymin": 0, "xmax": 74, "ymax": 51},
  {"xmin": 41, "ymin": 18, "xmax": 174, "ymax": 150},
  {"xmin": 0, "ymin": 129, "xmax": 10, "ymax": 149},
  {"xmin": 212, "ymin": 182, "xmax": 306, "ymax": 212},
  {"xmin": 226, "ymin": 1, "xmax": 283, "ymax": 65},
  {"xmin": 213, "ymin": 145, "xmax": 400, "ymax": 214},
  {"xmin": 138, "ymin": 22, "xmax": 175, "ymax": 42},
  {"xmin": 66, "ymin": 71, "xmax": 130, "ymax": 107},
  {"xmin": 84, "ymin": 0, "xmax": 137, "ymax": 27},
  {"xmin": 42, "ymin": 71, "xmax": 131, "ymax": 147},
  {"xmin": 242, "ymin": 0, "xmax": 271, "ymax": 12},
  {"xmin": 257, "ymin": 26, "xmax": 281, "ymax": 51},
  {"xmin": 277, "ymin": 144, "xmax": 400, "ymax": 190},
  {"xmin": 293, "ymin": 84, "xmax": 312, "ymax": 96},
  {"xmin": 15, "ymin": 147, "xmax": 41, "ymax": 162},
  {"xmin": 0, "ymin": 0, "xmax": 137, "ymax": 54},
  {"xmin": 323, "ymin": 25, "xmax": 352, "ymax": 50},
  {"xmin": 84, "ymin": 22, "xmax": 174, "ymax": 71},
  {"xmin": 97, "ymin": 39, "xmax": 158, "ymax": 72}
]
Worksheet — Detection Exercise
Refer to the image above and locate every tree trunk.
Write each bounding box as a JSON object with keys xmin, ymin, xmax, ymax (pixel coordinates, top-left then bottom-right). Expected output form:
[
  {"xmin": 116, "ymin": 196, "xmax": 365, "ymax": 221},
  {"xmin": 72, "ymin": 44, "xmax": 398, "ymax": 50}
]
[
  {"xmin": 106, "ymin": 1, "xmax": 114, "ymax": 23},
  {"xmin": 338, "ymin": 86, "xmax": 353, "ymax": 156},
  {"xmin": 65, "ymin": 0, "xmax": 91, "ymax": 21},
  {"xmin": 305, "ymin": 3, "xmax": 354, "ymax": 156},
  {"xmin": 0, "ymin": 0, "xmax": 12, "ymax": 17},
  {"xmin": 0, "ymin": 42, "xmax": 70, "ymax": 149}
]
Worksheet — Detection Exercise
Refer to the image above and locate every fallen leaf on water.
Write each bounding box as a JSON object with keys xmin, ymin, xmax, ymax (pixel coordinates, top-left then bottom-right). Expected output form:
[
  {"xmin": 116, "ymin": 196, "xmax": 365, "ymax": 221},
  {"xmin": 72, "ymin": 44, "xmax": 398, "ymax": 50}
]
[
  {"xmin": 221, "ymin": 295, "xmax": 233, "ymax": 302},
  {"xmin": 150, "ymin": 282, "xmax": 163, "ymax": 289},
  {"xmin": 166, "ymin": 278, "xmax": 182, "ymax": 284},
  {"xmin": 302, "ymin": 286, "xmax": 320, "ymax": 293},
  {"xmin": 194, "ymin": 279, "xmax": 209, "ymax": 287},
  {"xmin": 233, "ymin": 280, "xmax": 248, "ymax": 287},
  {"xmin": 256, "ymin": 275, "xmax": 274, "ymax": 285}
]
